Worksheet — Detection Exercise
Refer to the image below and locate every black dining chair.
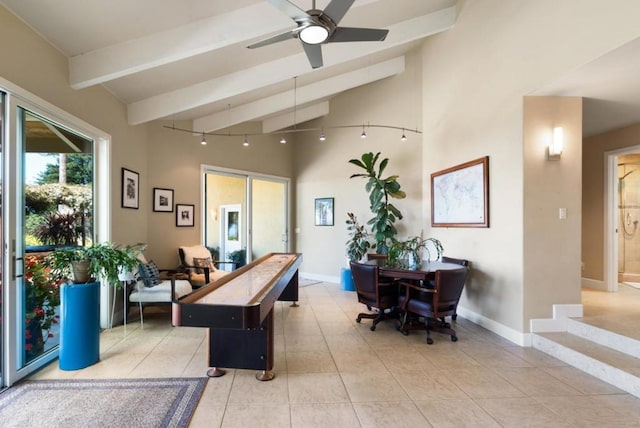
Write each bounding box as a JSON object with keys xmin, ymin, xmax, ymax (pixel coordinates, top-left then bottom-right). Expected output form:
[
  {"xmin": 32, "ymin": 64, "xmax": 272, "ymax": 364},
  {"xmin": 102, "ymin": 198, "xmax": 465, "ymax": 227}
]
[
  {"xmin": 440, "ymin": 256, "xmax": 469, "ymax": 320},
  {"xmin": 350, "ymin": 261, "xmax": 399, "ymax": 331},
  {"xmin": 397, "ymin": 267, "xmax": 468, "ymax": 344}
]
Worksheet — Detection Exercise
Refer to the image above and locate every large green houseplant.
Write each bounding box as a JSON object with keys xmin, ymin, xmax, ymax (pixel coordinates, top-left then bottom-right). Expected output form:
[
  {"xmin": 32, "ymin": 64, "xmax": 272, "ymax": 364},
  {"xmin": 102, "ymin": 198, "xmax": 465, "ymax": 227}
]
[
  {"xmin": 345, "ymin": 212, "xmax": 372, "ymax": 262},
  {"xmin": 46, "ymin": 242, "xmax": 144, "ymax": 286},
  {"xmin": 349, "ymin": 152, "xmax": 406, "ymax": 254}
]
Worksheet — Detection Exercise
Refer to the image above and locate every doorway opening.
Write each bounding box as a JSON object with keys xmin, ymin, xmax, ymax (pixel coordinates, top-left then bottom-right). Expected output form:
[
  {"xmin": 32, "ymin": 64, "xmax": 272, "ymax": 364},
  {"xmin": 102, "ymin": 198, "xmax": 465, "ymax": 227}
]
[
  {"xmin": 617, "ymin": 154, "xmax": 640, "ymax": 287},
  {"xmin": 605, "ymin": 146, "xmax": 640, "ymax": 292}
]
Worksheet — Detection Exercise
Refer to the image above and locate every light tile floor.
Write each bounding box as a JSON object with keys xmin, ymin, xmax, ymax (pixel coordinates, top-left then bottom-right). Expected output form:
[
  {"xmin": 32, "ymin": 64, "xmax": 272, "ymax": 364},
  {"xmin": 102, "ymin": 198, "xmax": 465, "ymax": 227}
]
[{"xmin": 31, "ymin": 281, "xmax": 640, "ymax": 427}]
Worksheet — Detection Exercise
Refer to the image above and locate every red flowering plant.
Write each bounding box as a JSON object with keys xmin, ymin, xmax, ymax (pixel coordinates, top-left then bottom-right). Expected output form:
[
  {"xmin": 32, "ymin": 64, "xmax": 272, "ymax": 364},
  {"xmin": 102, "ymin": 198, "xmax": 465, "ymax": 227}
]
[{"xmin": 24, "ymin": 255, "xmax": 63, "ymax": 360}]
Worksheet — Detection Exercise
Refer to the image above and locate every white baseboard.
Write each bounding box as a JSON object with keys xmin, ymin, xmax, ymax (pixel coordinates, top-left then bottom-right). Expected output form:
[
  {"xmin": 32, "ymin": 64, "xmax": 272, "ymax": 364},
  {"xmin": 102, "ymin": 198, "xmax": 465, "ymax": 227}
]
[
  {"xmin": 530, "ymin": 303, "xmax": 584, "ymax": 333},
  {"xmin": 554, "ymin": 303, "xmax": 583, "ymax": 318},
  {"xmin": 456, "ymin": 306, "xmax": 531, "ymax": 347},
  {"xmin": 299, "ymin": 272, "xmax": 339, "ymax": 284},
  {"xmin": 582, "ymin": 277, "xmax": 606, "ymax": 291}
]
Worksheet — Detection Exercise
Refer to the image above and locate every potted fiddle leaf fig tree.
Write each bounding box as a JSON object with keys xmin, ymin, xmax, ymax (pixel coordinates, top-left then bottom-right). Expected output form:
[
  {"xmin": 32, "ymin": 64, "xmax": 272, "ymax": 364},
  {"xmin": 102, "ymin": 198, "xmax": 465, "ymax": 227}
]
[{"xmin": 349, "ymin": 152, "xmax": 406, "ymax": 254}]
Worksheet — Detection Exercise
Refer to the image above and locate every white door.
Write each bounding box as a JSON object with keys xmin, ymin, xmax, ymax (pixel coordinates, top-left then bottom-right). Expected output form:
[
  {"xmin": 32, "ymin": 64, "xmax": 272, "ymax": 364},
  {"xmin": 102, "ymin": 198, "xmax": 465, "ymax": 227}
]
[{"xmin": 220, "ymin": 204, "xmax": 241, "ymax": 270}]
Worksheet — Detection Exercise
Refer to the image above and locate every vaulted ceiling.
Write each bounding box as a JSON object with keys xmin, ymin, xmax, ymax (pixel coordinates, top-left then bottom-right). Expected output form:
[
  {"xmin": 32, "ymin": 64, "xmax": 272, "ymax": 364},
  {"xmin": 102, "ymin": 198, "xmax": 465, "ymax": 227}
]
[{"xmin": 0, "ymin": 0, "xmax": 457, "ymax": 134}]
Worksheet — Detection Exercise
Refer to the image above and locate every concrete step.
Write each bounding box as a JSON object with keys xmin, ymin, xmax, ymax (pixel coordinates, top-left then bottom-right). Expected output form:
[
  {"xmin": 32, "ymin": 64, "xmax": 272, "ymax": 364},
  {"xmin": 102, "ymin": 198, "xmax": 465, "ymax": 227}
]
[{"xmin": 533, "ymin": 327, "xmax": 640, "ymax": 397}]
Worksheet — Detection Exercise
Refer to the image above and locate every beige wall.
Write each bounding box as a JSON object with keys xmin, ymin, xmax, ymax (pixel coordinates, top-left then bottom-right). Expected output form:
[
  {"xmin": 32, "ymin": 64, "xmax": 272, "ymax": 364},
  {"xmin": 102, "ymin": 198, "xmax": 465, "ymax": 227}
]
[
  {"xmin": 293, "ymin": 49, "xmax": 424, "ymax": 276},
  {"xmin": 0, "ymin": 6, "xmax": 149, "ymax": 246},
  {"xmin": 523, "ymin": 96, "xmax": 583, "ymax": 322},
  {"xmin": 583, "ymin": 122, "xmax": 640, "ymax": 282},
  {"xmin": 418, "ymin": 0, "xmax": 640, "ymax": 337},
  {"xmin": 145, "ymin": 121, "xmax": 294, "ymax": 268}
]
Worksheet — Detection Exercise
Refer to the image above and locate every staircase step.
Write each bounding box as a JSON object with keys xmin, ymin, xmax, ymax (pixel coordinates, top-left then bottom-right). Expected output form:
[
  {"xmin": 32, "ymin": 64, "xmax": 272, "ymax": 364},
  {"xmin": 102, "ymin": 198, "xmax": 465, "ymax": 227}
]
[
  {"xmin": 533, "ymin": 331, "xmax": 640, "ymax": 397},
  {"xmin": 567, "ymin": 318, "xmax": 640, "ymax": 360}
]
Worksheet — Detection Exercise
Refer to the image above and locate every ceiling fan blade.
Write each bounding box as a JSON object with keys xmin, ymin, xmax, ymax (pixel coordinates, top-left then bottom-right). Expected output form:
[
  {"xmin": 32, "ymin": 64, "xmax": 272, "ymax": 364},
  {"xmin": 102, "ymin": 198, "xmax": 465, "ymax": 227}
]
[
  {"xmin": 302, "ymin": 42, "xmax": 323, "ymax": 69},
  {"xmin": 247, "ymin": 30, "xmax": 296, "ymax": 49},
  {"xmin": 323, "ymin": 0, "xmax": 355, "ymax": 25},
  {"xmin": 328, "ymin": 27, "xmax": 389, "ymax": 43},
  {"xmin": 267, "ymin": 0, "xmax": 309, "ymax": 21}
]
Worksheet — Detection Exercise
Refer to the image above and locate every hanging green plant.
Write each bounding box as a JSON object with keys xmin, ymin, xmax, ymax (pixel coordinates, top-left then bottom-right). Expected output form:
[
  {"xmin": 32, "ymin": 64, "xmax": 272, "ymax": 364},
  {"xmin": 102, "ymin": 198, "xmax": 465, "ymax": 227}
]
[{"xmin": 349, "ymin": 152, "xmax": 406, "ymax": 253}]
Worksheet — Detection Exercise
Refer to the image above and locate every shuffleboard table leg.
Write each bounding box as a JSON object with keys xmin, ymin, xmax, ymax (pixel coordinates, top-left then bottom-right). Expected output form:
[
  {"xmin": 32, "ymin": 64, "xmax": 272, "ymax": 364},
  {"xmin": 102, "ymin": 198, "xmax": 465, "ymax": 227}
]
[
  {"xmin": 256, "ymin": 370, "xmax": 275, "ymax": 381},
  {"xmin": 207, "ymin": 367, "xmax": 226, "ymax": 377}
]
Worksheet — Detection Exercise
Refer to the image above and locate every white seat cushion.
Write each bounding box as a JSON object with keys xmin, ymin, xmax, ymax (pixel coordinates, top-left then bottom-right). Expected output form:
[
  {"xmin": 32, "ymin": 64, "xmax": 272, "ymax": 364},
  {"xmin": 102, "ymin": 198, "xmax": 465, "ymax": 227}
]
[{"xmin": 129, "ymin": 279, "xmax": 192, "ymax": 303}]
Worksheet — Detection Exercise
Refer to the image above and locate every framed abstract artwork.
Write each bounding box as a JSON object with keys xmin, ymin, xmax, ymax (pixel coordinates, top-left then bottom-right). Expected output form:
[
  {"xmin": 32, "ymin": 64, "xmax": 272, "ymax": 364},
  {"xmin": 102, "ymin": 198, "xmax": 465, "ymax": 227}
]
[
  {"xmin": 176, "ymin": 204, "xmax": 195, "ymax": 227},
  {"xmin": 121, "ymin": 168, "xmax": 139, "ymax": 209},
  {"xmin": 314, "ymin": 197, "xmax": 334, "ymax": 226},
  {"xmin": 153, "ymin": 188, "xmax": 174, "ymax": 212}
]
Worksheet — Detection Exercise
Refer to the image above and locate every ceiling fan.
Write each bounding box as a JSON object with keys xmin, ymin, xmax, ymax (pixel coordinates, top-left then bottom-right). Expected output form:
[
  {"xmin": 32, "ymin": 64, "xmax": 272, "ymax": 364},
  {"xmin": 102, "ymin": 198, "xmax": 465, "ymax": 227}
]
[{"xmin": 247, "ymin": 0, "xmax": 389, "ymax": 69}]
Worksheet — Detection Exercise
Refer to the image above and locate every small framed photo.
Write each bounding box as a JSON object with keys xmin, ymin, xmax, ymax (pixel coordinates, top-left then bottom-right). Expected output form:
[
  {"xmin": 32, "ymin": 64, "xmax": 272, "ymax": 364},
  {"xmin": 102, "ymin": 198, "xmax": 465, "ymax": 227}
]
[
  {"xmin": 176, "ymin": 204, "xmax": 195, "ymax": 227},
  {"xmin": 153, "ymin": 188, "xmax": 174, "ymax": 212},
  {"xmin": 315, "ymin": 197, "xmax": 334, "ymax": 226},
  {"xmin": 121, "ymin": 168, "xmax": 139, "ymax": 209}
]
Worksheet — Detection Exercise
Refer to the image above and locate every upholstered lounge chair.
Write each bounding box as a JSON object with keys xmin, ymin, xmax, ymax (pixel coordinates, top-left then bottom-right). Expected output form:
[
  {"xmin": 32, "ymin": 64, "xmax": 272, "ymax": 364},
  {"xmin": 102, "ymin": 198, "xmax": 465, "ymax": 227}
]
[
  {"xmin": 178, "ymin": 245, "xmax": 237, "ymax": 287},
  {"xmin": 127, "ymin": 253, "xmax": 193, "ymax": 327}
]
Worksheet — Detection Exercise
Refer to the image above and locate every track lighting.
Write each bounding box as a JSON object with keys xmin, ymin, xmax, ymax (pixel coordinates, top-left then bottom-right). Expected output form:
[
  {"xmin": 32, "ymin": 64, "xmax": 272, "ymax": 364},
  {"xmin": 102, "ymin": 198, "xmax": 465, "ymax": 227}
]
[
  {"xmin": 166, "ymin": 124, "xmax": 422, "ymax": 143},
  {"xmin": 280, "ymin": 135, "xmax": 286, "ymax": 144},
  {"xmin": 200, "ymin": 133, "xmax": 207, "ymax": 145}
]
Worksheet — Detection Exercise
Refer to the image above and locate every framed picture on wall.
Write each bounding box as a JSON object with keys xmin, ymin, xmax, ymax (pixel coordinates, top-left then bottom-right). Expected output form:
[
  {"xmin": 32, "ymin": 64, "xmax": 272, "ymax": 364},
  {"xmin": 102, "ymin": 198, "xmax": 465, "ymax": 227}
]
[
  {"xmin": 176, "ymin": 204, "xmax": 195, "ymax": 227},
  {"xmin": 121, "ymin": 168, "xmax": 139, "ymax": 209},
  {"xmin": 431, "ymin": 156, "xmax": 490, "ymax": 228},
  {"xmin": 153, "ymin": 188, "xmax": 174, "ymax": 212},
  {"xmin": 315, "ymin": 197, "xmax": 334, "ymax": 226}
]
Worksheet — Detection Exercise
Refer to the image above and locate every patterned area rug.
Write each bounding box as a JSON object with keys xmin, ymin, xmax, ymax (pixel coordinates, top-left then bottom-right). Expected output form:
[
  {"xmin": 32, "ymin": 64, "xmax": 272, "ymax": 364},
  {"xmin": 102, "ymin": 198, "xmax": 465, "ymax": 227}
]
[{"xmin": 0, "ymin": 377, "xmax": 207, "ymax": 428}]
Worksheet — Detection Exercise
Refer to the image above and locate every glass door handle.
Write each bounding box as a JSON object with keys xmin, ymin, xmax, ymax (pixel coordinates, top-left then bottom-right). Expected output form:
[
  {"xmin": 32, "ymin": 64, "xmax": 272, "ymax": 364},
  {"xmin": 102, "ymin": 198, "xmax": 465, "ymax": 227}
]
[{"xmin": 13, "ymin": 255, "xmax": 23, "ymax": 279}]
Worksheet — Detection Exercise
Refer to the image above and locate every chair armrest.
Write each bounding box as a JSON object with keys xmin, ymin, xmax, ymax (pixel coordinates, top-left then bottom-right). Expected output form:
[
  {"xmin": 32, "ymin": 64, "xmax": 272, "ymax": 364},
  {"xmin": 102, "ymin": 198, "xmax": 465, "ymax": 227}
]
[
  {"xmin": 398, "ymin": 280, "xmax": 435, "ymax": 310},
  {"xmin": 213, "ymin": 260, "xmax": 239, "ymax": 270}
]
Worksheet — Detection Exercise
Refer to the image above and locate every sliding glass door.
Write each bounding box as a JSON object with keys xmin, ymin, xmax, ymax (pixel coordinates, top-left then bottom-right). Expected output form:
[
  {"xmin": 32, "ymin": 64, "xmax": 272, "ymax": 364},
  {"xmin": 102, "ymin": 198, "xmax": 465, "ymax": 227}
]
[
  {"xmin": 0, "ymin": 91, "xmax": 4, "ymax": 389},
  {"xmin": 251, "ymin": 178, "xmax": 288, "ymax": 258},
  {"xmin": 1, "ymin": 91, "xmax": 104, "ymax": 388},
  {"xmin": 19, "ymin": 109, "xmax": 95, "ymax": 369},
  {"xmin": 203, "ymin": 167, "xmax": 289, "ymax": 266}
]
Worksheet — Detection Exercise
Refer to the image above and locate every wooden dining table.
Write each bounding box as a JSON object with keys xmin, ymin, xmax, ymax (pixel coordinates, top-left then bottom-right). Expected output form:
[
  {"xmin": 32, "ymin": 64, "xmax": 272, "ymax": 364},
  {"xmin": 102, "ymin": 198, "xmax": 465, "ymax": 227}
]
[{"xmin": 366, "ymin": 259, "xmax": 465, "ymax": 282}]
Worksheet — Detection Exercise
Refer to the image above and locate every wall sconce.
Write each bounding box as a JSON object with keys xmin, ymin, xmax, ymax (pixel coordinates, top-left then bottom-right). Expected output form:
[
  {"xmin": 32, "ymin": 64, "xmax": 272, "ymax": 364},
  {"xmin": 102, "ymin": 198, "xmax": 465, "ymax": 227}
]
[{"xmin": 548, "ymin": 126, "xmax": 563, "ymax": 160}]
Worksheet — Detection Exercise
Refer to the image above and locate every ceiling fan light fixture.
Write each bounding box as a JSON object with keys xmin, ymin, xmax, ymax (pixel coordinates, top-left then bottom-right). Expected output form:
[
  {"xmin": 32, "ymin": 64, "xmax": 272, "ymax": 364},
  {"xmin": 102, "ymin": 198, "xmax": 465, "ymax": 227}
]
[{"xmin": 300, "ymin": 25, "xmax": 329, "ymax": 44}]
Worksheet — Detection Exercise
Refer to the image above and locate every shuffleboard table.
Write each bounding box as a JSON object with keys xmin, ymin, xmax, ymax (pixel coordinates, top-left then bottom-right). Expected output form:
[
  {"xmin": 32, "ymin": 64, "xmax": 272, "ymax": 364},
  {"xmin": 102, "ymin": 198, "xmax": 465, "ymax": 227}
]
[{"xmin": 172, "ymin": 252, "xmax": 302, "ymax": 380}]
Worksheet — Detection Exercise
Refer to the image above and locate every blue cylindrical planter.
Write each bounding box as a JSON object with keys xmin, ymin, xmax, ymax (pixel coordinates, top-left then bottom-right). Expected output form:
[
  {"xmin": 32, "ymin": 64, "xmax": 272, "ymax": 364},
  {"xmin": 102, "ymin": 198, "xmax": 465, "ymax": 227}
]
[
  {"xmin": 59, "ymin": 282, "xmax": 100, "ymax": 370},
  {"xmin": 340, "ymin": 268, "xmax": 355, "ymax": 291}
]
